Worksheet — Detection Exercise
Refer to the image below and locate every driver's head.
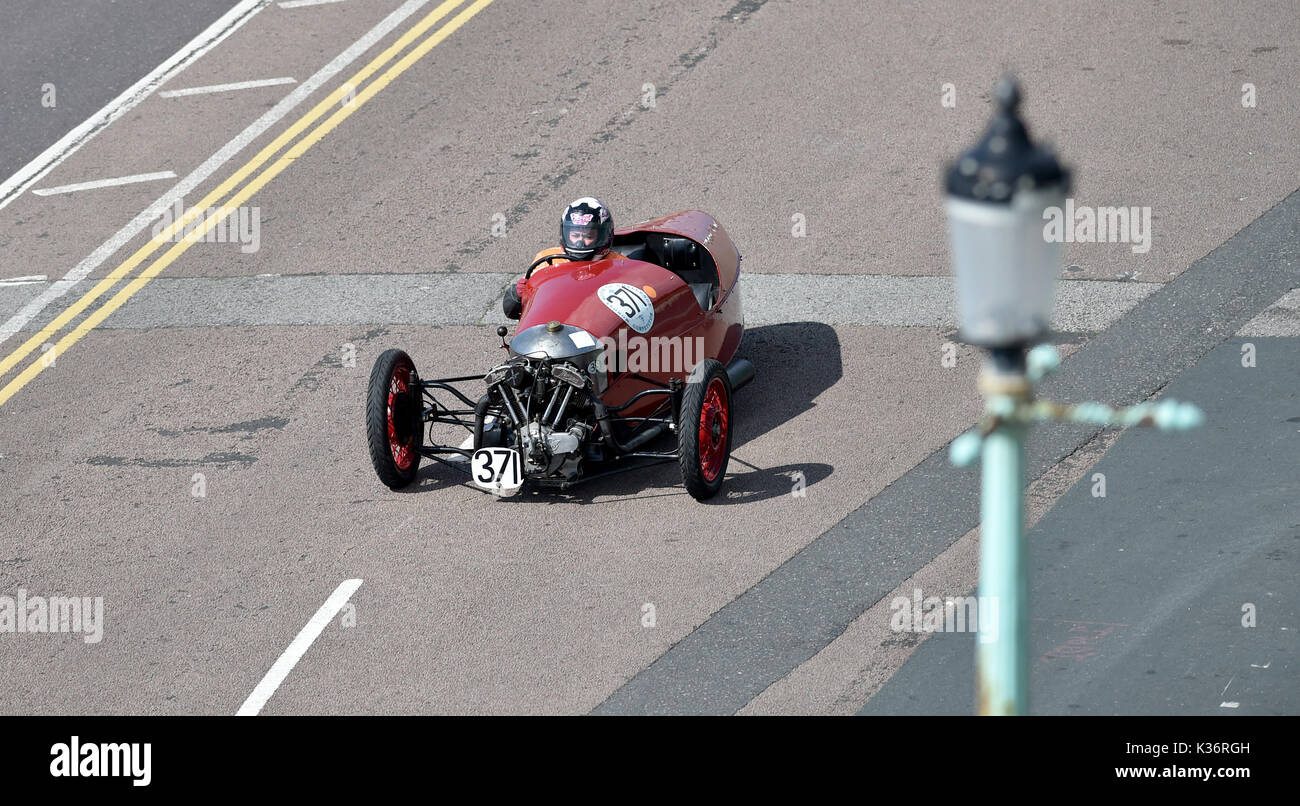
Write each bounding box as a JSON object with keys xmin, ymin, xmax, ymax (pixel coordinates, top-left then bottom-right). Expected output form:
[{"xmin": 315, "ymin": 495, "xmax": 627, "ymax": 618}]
[{"xmin": 560, "ymin": 197, "xmax": 613, "ymax": 261}]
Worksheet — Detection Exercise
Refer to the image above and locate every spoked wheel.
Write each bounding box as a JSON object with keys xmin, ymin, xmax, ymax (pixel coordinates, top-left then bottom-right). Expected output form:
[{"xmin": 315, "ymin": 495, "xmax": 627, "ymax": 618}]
[
  {"xmin": 677, "ymin": 359, "xmax": 732, "ymax": 501},
  {"xmin": 366, "ymin": 349, "xmax": 422, "ymax": 489}
]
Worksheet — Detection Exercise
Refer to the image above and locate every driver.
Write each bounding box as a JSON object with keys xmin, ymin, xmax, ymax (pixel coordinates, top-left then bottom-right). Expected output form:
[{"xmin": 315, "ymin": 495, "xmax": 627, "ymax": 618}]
[{"xmin": 503, "ymin": 197, "xmax": 613, "ymax": 320}]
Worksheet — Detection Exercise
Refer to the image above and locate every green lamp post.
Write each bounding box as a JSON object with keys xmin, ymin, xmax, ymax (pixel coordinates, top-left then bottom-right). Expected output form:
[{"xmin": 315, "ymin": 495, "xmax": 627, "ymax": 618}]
[{"xmin": 943, "ymin": 77, "xmax": 1203, "ymax": 715}]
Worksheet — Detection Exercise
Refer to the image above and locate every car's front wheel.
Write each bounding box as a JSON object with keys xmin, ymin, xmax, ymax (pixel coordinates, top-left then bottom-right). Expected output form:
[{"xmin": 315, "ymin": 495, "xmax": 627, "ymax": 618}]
[
  {"xmin": 677, "ymin": 359, "xmax": 732, "ymax": 501},
  {"xmin": 366, "ymin": 349, "xmax": 422, "ymax": 489}
]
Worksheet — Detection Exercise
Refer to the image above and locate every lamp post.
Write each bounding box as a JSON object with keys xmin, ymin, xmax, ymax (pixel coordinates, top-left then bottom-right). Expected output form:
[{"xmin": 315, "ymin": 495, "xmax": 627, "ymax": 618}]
[{"xmin": 943, "ymin": 77, "xmax": 1203, "ymax": 715}]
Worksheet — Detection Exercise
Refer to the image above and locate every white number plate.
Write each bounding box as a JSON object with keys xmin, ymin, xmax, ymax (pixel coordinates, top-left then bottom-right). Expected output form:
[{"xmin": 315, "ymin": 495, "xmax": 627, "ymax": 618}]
[{"xmin": 471, "ymin": 448, "xmax": 524, "ymax": 492}]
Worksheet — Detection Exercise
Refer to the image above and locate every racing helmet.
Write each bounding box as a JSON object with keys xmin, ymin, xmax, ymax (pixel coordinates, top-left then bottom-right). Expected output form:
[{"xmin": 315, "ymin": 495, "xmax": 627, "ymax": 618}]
[{"xmin": 560, "ymin": 197, "xmax": 613, "ymax": 261}]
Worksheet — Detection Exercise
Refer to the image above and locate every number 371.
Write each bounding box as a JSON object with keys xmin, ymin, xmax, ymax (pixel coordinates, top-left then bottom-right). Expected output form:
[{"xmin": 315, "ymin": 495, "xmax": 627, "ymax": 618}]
[{"xmin": 471, "ymin": 448, "xmax": 523, "ymax": 491}]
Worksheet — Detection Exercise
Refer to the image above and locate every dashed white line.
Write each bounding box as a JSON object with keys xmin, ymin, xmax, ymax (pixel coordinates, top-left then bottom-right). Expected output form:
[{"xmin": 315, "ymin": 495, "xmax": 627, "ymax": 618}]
[
  {"xmin": 31, "ymin": 171, "xmax": 178, "ymax": 197},
  {"xmin": 236, "ymin": 579, "xmax": 363, "ymax": 716},
  {"xmin": 0, "ymin": 276, "xmax": 47, "ymax": 287},
  {"xmin": 160, "ymin": 77, "xmax": 298, "ymax": 98},
  {"xmin": 279, "ymin": 0, "xmax": 347, "ymax": 7},
  {"xmin": 0, "ymin": 0, "xmax": 436, "ymax": 348},
  {"xmin": 0, "ymin": 0, "xmax": 269, "ymax": 211}
]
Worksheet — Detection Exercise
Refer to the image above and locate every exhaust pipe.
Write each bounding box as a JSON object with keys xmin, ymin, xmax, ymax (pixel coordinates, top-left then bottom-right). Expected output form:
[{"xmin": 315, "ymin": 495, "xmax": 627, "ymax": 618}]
[
  {"xmin": 592, "ymin": 397, "xmax": 668, "ymax": 453},
  {"xmin": 726, "ymin": 358, "xmax": 755, "ymax": 392},
  {"xmin": 589, "ymin": 359, "xmax": 753, "ymax": 455}
]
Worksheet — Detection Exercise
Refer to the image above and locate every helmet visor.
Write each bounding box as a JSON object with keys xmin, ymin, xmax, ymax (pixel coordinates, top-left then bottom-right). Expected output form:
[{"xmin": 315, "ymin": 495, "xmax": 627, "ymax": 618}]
[{"xmin": 562, "ymin": 221, "xmax": 600, "ymax": 253}]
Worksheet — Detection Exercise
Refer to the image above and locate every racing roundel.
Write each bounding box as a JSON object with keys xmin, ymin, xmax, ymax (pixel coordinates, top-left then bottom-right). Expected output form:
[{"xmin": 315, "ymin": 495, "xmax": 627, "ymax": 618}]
[{"xmin": 598, "ymin": 283, "xmax": 654, "ymax": 334}]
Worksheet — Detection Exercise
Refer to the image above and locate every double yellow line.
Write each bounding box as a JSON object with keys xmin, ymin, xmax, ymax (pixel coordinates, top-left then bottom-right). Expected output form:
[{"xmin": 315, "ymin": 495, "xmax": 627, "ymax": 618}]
[{"xmin": 0, "ymin": 0, "xmax": 495, "ymax": 408}]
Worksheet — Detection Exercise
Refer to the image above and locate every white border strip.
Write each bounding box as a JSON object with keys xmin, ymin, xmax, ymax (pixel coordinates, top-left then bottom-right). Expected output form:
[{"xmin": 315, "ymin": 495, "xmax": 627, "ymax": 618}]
[
  {"xmin": 237, "ymin": 579, "xmax": 363, "ymax": 716},
  {"xmin": 160, "ymin": 77, "xmax": 297, "ymax": 98},
  {"xmin": 279, "ymin": 0, "xmax": 347, "ymax": 8},
  {"xmin": 32, "ymin": 171, "xmax": 177, "ymax": 197},
  {"xmin": 0, "ymin": 0, "xmax": 270, "ymax": 211},
  {"xmin": 0, "ymin": 0, "xmax": 435, "ymax": 347}
]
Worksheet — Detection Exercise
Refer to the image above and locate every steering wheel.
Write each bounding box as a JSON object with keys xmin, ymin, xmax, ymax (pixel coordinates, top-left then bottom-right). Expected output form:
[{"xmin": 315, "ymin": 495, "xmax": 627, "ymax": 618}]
[{"xmin": 525, "ymin": 252, "xmax": 568, "ymax": 280}]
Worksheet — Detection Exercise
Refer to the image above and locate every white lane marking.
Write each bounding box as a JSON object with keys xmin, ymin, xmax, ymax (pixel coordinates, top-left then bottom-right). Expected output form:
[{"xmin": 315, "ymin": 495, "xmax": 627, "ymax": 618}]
[
  {"xmin": 0, "ymin": 0, "xmax": 435, "ymax": 348},
  {"xmin": 237, "ymin": 579, "xmax": 362, "ymax": 716},
  {"xmin": 741, "ymin": 273, "xmax": 1161, "ymax": 331},
  {"xmin": 0, "ymin": 276, "xmax": 48, "ymax": 287},
  {"xmin": 0, "ymin": 0, "xmax": 268, "ymax": 211},
  {"xmin": 31, "ymin": 171, "xmax": 178, "ymax": 197},
  {"xmin": 87, "ymin": 273, "xmax": 1160, "ymax": 332},
  {"xmin": 1250, "ymin": 660, "xmax": 1271, "ymax": 669},
  {"xmin": 160, "ymin": 77, "xmax": 298, "ymax": 98},
  {"xmin": 279, "ymin": 0, "xmax": 347, "ymax": 7},
  {"xmin": 1220, "ymin": 702, "xmax": 1240, "ymax": 709}
]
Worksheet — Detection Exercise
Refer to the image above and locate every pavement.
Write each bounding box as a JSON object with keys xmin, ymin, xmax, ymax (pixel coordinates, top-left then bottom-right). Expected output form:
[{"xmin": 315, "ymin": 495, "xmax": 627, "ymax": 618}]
[
  {"xmin": 0, "ymin": 0, "xmax": 1295, "ymax": 715},
  {"xmin": 861, "ymin": 336, "xmax": 1299, "ymax": 715}
]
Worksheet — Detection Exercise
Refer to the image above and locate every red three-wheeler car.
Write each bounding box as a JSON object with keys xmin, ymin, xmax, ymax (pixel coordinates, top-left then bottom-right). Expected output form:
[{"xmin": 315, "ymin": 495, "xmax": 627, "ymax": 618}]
[{"xmin": 364, "ymin": 210, "xmax": 754, "ymax": 500}]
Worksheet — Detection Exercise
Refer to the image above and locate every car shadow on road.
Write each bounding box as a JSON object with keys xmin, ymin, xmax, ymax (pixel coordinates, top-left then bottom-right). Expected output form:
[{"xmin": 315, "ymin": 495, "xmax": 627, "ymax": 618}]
[
  {"xmin": 707, "ymin": 458, "xmax": 835, "ymax": 505},
  {"xmin": 410, "ymin": 321, "xmax": 843, "ymax": 504},
  {"xmin": 730, "ymin": 321, "xmax": 843, "ymax": 451},
  {"xmin": 401, "ymin": 456, "xmax": 477, "ymax": 493}
]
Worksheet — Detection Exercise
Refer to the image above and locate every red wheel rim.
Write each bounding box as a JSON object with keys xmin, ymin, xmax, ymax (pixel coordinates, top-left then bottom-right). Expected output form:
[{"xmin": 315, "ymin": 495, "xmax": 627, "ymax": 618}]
[
  {"xmin": 387, "ymin": 361, "xmax": 416, "ymax": 471},
  {"xmin": 698, "ymin": 377, "xmax": 728, "ymax": 482}
]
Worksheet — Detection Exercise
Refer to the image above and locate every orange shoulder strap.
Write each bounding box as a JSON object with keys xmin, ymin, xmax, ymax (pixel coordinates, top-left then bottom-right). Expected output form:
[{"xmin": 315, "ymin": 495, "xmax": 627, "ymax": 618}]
[{"xmin": 531, "ymin": 246, "xmax": 567, "ymax": 263}]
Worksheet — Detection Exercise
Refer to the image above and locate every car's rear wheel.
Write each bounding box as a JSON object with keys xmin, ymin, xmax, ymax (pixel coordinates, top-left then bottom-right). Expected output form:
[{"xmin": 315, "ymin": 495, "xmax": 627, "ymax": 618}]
[
  {"xmin": 677, "ymin": 359, "xmax": 732, "ymax": 501},
  {"xmin": 366, "ymin": 349, "xmax": 422, "ymax": 489}
]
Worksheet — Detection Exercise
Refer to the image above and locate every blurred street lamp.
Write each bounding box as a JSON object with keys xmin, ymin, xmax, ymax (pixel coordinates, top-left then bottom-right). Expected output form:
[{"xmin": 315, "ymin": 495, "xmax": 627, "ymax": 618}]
[
  {"xmin": 943, "ymin": 77, "xmax": 1203, "ymax": 716},
  {"xmin": 945, "ymin": 77, "xmax": 1069, "ymax": 351}
]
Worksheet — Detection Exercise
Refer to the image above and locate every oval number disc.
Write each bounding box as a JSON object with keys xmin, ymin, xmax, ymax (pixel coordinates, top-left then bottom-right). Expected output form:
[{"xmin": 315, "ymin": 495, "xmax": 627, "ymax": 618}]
[{"xmin": 598, "ymin": 283, "xmax": 654, "ymax": 334}]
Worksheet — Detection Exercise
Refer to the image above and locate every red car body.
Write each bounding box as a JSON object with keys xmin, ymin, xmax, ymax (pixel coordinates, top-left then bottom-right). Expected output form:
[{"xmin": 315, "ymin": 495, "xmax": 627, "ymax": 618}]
[{"xmin": 516, "ymin": 210, "xmax": 744, "ymax": 416}]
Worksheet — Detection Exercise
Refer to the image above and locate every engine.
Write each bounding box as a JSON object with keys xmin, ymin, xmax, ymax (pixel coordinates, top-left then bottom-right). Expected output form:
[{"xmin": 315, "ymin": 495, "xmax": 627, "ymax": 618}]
[{"xmin": 478, "ymin": 321, "xmax": 606, "ymax": 480}]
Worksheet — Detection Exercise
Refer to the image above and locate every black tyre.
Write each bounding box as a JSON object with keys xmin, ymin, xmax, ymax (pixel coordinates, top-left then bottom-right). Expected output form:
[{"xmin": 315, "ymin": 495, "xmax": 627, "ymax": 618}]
[
  {"xmin": 502, "ymin": 283, "xmax": 523, "ymax": 320},
  {"xmin": 677, "ymin": 359, "xmax": 732, "ymax": 500},
  {"xmin": 366, "ymin": 349, "xmax": 422, "ymax": 489}
]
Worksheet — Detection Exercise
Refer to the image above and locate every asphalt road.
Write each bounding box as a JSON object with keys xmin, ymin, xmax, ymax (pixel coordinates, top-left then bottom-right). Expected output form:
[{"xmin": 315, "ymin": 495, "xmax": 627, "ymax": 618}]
[
  {"xmin": 0, "ymin": 0, "xmax": 1296, "ymax": 715},
  {"xmin": 0, "ymin": 0, "xmax": 244, "ymax": 182}
]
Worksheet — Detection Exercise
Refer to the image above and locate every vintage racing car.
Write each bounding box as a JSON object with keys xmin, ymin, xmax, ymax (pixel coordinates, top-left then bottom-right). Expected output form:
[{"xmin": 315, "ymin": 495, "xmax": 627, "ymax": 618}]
[{"xmin": 363, "ymin": 210, "xmax": 754, "ymax": 500}]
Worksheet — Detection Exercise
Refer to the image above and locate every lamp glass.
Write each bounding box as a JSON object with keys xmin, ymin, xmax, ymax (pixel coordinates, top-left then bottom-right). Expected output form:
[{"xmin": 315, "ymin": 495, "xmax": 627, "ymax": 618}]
[{"xmin": 945, "ymin": 187, "xmax": 1065, "ymax": 347}]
